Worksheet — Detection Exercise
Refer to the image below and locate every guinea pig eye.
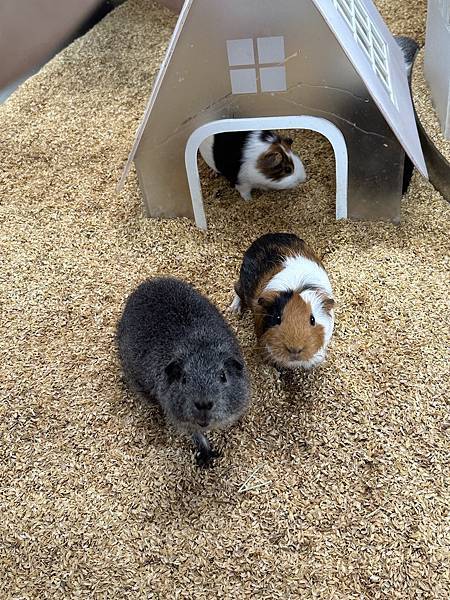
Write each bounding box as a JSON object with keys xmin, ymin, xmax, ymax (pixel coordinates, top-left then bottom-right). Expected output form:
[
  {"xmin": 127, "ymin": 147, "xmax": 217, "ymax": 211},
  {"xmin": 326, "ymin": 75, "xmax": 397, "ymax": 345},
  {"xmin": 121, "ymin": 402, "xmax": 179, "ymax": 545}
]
[
  {"xmin": 284, "ymin": 166, "xmax": 293, "ymax": 174},
  {"xmin": 275, "ymin": 314, "xmax": 282, "ymax": 325},
  {"xmin": 182, "ymin": 374, "xmax": 187, "ymax": 385},
  {"xmin": 310, "ymin": 314, "xmax": 316, "ymax": 326},
  {"xmin": 220, "ymin": 370, "xmax": 227, "ymax": 384}
]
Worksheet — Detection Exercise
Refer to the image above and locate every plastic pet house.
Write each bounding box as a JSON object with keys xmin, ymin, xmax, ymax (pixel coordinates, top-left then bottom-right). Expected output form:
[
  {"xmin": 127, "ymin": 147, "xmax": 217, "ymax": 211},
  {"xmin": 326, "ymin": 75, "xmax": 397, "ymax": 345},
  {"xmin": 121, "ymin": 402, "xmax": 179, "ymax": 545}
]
[{"xmin": 119, "ymin": 0, "xmax": 428, "ymax": 229}]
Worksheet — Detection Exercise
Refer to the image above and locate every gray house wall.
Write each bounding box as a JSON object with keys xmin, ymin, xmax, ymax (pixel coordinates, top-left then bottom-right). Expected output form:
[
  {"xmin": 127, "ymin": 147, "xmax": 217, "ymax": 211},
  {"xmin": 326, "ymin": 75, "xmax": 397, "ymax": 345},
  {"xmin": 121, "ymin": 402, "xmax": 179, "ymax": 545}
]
[{"xmin": 424, "ymin": 0, "xmax": 450, "ymax": 138}]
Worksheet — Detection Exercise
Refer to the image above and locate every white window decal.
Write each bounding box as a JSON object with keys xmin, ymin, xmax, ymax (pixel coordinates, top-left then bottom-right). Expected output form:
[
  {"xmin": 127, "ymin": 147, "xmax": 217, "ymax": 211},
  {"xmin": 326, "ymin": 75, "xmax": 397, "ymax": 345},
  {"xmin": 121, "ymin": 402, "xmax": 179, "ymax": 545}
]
[
  {"xmin": 227, "ymin": 36, "xmax": 287, "ymax": 94},
  {"xmin": 333, "ymin": 0, "xmax": 396, "ymax": 105},
  {"xmin": 226, "ymin": 38, "xmax": 255, "ymax": 67}
]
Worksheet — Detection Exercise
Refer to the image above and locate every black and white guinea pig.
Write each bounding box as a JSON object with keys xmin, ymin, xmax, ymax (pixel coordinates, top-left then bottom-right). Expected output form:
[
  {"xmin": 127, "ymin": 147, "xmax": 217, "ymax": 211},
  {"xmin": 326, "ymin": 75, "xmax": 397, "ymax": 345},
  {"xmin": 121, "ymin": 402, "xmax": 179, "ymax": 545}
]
[
  {"xmin": 199, "ymin": 130, "xmax": 306, "ymax": 201},
  {"xmin": 230, "ymin": 233, "xmax": 334, "ymax": 370},
  {"xmin": 117, "ymin": 277, "xmax": 250, "ymax": 467}
]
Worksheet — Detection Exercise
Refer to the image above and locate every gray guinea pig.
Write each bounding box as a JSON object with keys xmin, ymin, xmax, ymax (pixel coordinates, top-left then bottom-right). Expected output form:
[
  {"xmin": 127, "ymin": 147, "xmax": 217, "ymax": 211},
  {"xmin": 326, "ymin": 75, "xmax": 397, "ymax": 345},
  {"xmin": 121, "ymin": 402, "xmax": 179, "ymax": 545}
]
[{"xmin": 117, "ymin": 277, "xmax": 250, "ymax": 467}]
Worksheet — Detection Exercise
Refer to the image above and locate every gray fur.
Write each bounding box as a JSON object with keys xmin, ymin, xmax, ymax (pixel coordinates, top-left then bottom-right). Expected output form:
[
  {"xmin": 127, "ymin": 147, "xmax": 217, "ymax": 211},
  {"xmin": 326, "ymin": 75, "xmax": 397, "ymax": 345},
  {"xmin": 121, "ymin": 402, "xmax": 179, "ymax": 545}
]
[
  {"xmin": 394, "ymin": 35, "xmax": 420, "ymax": 81},
  {"xmin": 117, "ymin": 277, "xmax": 250, "ymax": 467},
  {"xmin": 394, "ymin": 35, "xmax": 420, "ymax": 194}
]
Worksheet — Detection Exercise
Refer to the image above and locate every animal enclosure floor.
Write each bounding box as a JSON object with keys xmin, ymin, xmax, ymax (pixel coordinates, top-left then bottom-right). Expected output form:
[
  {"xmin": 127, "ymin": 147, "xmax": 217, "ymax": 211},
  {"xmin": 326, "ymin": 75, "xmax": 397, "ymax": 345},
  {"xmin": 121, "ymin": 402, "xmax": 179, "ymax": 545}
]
[{"xmin": 0, "ymin": 1, "xmax": 448, "ymax": 598}]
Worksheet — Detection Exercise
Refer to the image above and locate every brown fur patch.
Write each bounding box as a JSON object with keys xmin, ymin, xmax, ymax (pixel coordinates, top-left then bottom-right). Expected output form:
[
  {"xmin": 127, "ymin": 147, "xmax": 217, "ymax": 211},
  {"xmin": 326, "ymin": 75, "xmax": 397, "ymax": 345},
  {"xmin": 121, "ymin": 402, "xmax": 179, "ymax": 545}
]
[
  {"xmin": 252, "ymin": 290, "xmax": 279, "ymax": 338},
  {"xmin": 320, "ymin": 294, "xmax": 335, "ymax": 314},
  {"xmin": 258, "ymin": 293, "xmax": 325, "ymax": 367},
  {"xmin": 257, "ymin": 143, "xmax": 294, "ymax": 181},
  {"xmin": 280, "ymin": 239, "xmax": 324, "ymax": 265}
]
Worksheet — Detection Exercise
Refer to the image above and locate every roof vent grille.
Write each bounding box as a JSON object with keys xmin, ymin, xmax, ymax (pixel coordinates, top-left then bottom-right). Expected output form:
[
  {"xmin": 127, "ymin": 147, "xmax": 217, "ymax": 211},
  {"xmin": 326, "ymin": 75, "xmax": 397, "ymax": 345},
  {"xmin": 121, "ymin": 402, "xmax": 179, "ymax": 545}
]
[{"xmin": 333, "ymin": 0, "xmax": 396, "ymax": 105}]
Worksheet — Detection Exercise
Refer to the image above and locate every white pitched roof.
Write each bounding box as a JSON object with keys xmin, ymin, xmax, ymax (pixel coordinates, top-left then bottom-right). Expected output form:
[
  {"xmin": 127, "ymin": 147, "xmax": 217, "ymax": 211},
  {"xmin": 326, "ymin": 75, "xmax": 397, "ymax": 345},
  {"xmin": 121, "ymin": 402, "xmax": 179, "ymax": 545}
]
[
  {"xmin": 120, "ymin": 0, "xmax": 427, "ymax": 186},
  {"xmin": 314, "ymin": 0, "xmax": 427, "ymax": 176}
]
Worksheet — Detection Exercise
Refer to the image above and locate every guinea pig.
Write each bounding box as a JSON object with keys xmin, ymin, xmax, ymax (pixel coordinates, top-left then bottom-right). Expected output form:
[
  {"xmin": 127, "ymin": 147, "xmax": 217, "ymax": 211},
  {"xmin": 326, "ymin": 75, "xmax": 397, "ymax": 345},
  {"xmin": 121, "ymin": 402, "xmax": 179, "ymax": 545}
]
[
  {"xmin": 117, "ymin": 277, "xmax": 250, "ymax": 467},
  {"xmin": 394, "ymin": 35, "xmax": 419, "ymax": 81},
  {"xmin": 199, "ymin": 130, "xmax": 306, "ymax": 201},
  {"xmin": 394, "ymin": 35, "xmax": 420, "ymax": 194},
  {"xmin": 230, "ymin": 233, "xmax": 334, "ymax": 370}
]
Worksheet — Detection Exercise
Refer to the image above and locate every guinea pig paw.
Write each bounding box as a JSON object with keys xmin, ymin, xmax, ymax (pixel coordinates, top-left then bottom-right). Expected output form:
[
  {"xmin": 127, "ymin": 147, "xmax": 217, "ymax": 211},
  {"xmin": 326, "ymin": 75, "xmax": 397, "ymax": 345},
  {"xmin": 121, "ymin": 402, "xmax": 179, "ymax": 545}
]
[
  {"xmin": 235, "ymin": 184, "xmax": 252, "ymax": 201},
  {"xmin": 228, "ymin": 294, "xmax": 242, "ymax": 314},
  {"xmin": 195, "ymin": 448, "xmax": 221, "ymax": 469}
]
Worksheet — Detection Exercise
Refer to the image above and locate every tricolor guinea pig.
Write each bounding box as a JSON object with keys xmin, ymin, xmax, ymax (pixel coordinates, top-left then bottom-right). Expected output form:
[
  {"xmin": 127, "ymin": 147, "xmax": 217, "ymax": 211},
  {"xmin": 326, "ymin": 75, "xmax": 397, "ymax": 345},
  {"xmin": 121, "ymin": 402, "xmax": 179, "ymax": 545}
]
[
  {"xmin": 199, "ymin": 130, "xmax": 306, "ymax": 201},
  {"xmin": 230, "ymin": 233, "xmax": 334, "ymax": 370}
]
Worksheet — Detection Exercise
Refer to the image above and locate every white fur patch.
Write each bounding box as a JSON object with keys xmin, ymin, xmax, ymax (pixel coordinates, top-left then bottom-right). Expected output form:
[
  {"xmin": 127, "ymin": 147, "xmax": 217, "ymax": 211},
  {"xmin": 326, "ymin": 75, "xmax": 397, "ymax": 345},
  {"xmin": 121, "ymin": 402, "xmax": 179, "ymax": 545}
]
[
  {"xmin": 228, "ymin": 294, "xmax": 242, "ymax": 314},
  {"xmin": 199, "ymin": 136, "xmax": 218, "ymax": 172},
  {"xmin": 265, "ymin": 255, "xmax": 332, "ymax": 296}
]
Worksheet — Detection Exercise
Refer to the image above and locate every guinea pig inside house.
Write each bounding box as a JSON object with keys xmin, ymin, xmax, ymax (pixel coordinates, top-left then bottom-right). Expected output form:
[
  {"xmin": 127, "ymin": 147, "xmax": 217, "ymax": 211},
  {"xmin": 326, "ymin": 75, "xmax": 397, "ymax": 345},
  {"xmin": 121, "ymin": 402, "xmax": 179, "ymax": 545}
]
[
  {"xmin": 199, "ymin": 130, "xmax": 306, "ymax": 201},
  {"xmin": 231, "ymin": 233, "xmax": 335, "ymax": 370}
]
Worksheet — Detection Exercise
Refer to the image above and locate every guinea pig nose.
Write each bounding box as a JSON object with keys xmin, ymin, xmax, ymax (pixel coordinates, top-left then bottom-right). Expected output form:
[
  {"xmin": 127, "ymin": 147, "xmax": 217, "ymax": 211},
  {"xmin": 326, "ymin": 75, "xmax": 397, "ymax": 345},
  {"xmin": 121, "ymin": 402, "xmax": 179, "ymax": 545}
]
[
  {"xmin": 286, "ymin": 346, "xmax": 303, "ymax": 355},
  {"xmin": 194, "ymin": 401, "xmax": 213, "ymax": 411}
]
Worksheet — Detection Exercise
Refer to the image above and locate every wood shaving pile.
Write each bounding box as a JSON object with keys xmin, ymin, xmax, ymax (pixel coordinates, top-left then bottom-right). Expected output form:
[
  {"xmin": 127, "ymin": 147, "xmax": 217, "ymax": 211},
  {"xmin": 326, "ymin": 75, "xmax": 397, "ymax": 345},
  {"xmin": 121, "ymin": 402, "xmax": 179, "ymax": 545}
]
[
  {"xmin": 412, "ymin": 47, "xmax": 450, "ymax": 163},
  {"xmin": 1, "ymin": 1, "xmax": 448, "ymax": 598}
]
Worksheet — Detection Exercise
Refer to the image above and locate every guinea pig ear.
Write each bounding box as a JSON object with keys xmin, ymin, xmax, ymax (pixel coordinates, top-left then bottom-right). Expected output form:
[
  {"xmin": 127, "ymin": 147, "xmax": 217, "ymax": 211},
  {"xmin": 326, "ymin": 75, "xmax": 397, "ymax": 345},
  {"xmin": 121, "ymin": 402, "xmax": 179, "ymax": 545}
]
[
  {"xmin": 322, "ymin": 297, "xmax": 335, "ymax": 314},
  {"xmin": 165, "ymin": 359, "xmax": 184, "ymax": 384},
  {"xmin": 224, "ymin": 357, "xmax": 244, "ymax": 376},
  {"xmin": 257, "ymin": 297, "xmax": 272, "ymax": 309},
  {"xmin": 256, "ymin": 291, "xmax": 278, "ymax": 310},
  {"xmin": 261, "ymin": 151, "xmax": 283, "ymax": 168}
]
